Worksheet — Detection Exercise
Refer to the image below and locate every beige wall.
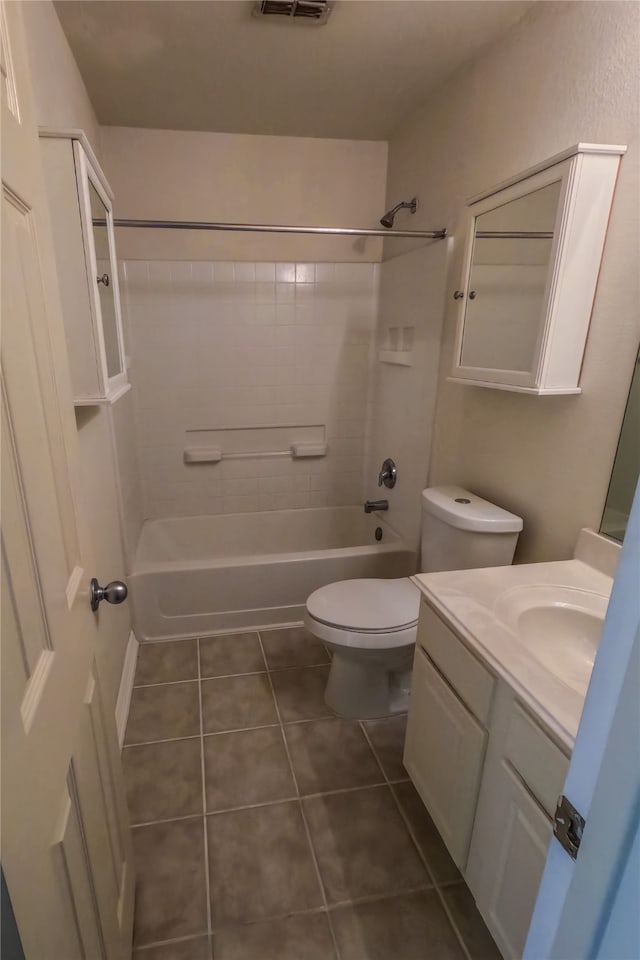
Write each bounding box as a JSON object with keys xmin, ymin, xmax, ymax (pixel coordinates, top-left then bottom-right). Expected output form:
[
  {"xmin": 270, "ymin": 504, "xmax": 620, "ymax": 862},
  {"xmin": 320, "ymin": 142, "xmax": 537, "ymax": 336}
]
[
  {"xmin": 21, "ymin": 0, "xmax": 101, "ymax": 154},
  {"xmin": 386, "ymin": 0, "xmax": 640, "ymax": 562},
  {"xmin": 100, "ymin": 126, "xmax": 388, "ymax": 262}
]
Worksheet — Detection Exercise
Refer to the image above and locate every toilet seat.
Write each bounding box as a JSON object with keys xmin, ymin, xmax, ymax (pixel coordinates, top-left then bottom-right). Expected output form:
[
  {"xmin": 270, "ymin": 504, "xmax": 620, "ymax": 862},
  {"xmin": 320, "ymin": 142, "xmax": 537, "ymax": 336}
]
[{"xmin": 305, "ymin": 578, "xmax": 421, "ymax": 649}]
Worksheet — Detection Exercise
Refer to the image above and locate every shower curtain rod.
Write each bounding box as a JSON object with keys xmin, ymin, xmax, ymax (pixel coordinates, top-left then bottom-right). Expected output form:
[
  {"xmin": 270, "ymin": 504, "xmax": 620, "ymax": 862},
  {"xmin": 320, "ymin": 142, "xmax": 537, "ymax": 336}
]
[{"xmin": 107, "ymin": 218, "xmax": 448, "ymax": 240}]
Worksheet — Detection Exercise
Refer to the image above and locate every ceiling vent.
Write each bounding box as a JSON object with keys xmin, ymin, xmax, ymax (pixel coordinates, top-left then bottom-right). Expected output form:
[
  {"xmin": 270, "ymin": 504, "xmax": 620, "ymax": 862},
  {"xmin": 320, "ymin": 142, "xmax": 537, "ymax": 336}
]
[{"xmin": 252, "ymin": 1, "xmax": 333, "ymax": 25}]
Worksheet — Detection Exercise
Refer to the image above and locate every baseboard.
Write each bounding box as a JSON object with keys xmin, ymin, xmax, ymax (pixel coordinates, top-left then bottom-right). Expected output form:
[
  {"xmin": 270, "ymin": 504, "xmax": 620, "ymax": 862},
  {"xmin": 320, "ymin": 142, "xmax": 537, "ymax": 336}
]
[{"xmin": 115, "ymin": 631, "xmax": 139, "ymax": 750}]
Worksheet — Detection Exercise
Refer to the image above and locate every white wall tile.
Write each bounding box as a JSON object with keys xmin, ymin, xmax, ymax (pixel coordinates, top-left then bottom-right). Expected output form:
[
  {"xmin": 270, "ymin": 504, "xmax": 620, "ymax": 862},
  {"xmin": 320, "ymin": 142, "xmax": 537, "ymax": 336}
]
[{"xmin": 123, "ymin": 259, "xmax": 379, "ymax": 519}]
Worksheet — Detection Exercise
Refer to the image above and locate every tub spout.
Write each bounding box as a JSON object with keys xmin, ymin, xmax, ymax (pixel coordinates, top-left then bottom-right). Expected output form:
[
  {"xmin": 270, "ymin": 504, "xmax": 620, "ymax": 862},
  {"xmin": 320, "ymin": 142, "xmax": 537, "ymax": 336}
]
[{"xmin": 364, "ymin": 499, "xmax": 389, "ymax": 513}]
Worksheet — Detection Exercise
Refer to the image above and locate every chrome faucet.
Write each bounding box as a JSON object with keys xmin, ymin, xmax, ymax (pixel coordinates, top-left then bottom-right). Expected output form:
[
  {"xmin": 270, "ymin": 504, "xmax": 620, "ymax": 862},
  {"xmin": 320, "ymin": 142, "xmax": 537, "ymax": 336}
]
[{"xmin": 364, "ymin": 499, "xmax": 389, "ymax": 513}]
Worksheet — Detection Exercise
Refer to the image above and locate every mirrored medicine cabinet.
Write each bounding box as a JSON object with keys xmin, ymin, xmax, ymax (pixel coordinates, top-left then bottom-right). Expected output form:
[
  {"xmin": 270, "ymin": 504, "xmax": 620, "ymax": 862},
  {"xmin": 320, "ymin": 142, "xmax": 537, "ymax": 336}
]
[
  {"xmin": 39, "ymin": 129, "xmax": 129, "ymax": 405},
  {"xmin": 450, "ymin": 143, "xmax": 626, "ymax": 395}
]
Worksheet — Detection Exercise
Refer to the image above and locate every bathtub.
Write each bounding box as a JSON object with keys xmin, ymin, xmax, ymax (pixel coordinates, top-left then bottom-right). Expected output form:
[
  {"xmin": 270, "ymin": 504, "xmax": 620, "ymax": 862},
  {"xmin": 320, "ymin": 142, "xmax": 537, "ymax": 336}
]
[{"xmin": 130, "ymin": 507, "xmax": 416, "ymax": 641}]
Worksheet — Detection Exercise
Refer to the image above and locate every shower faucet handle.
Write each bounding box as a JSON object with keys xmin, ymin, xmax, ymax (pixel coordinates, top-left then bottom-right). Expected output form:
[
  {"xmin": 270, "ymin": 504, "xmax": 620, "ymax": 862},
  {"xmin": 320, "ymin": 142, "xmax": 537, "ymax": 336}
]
[{"xmin": 378, "ymin": 458, "xmax": 397, "ymax": 489}]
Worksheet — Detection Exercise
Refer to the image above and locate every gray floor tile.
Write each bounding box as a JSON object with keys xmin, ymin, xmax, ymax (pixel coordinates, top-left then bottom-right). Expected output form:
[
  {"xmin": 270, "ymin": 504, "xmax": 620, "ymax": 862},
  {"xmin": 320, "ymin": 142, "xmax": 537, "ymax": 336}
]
[
  {"xmin": 303, "ymin": 785, "xmax": 429, "ymax": 904},
  {"xmin": 214, "ymin": 913, "xmax": 336, "ymax": 960},
  {"xmin": 392, "ymin": 781, "xmax": 461, "ymax": 884},
  {"xmin": 132, "ymin": 818, "xmax": 208, "ymax": 947},
  {"xmin": 285, "ymin": 718, "xmax": 383, "ymax": 795},
  {"xmin": 201, "ymin": 674, "xmax": 278, "ymax": 733},
  {"xmin": 363, "ymin": 715, "xmax": 408, "ymax": 781},
  {"xmin": 204, "ymin": 727, "xmax": 295, "ymax": 811},
  {"xmin": 261, "ymin": 625, "xmax": 330, "ymax": 670},
  {"xmin": 271, "ymin": 665, "xmax": 332, "ymax": 722},
  {"xmin": 199, "ymin": 632, "xmax": 265, "ymax": 678},
  {"xmin": 207, "ymin": 801, "xmax": 323, "ymax": 923},
  {"xmin": 133, "ymin": 936, "xmax": 211, "ymax": 959},
  {"xmin": 125, "ymin": 682, "xmax": 200, "ymax": 744},
  {"xmin": 330, "ymin": 890, "xmax": 465, "ymax": 960},
  {"xmin": 123, "ymin": 738, "xmax": 203, "ymax": 824},
  {"xmin": 442, "ymin": 883, "xmax": 502, "ymax": 960},
  {"xmin": 135, "ymin": 639, "xmax": 198, "ymax": 686}
]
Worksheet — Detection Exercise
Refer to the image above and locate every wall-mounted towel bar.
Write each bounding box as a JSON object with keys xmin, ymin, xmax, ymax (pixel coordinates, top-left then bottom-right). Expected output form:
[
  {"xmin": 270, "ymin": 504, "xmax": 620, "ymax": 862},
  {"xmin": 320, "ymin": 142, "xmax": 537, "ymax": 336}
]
[{"xmin": 183, "ymin": 443, "xmax": 327, "ymax": 464}]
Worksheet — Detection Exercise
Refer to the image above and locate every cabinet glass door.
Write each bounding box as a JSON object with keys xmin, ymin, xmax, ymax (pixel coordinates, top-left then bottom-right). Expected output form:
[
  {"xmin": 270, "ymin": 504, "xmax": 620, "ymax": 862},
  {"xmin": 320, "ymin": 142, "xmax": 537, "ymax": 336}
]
[{"xmin": 88, "ymin": 181, "xmax": 122, "ymax": 379}]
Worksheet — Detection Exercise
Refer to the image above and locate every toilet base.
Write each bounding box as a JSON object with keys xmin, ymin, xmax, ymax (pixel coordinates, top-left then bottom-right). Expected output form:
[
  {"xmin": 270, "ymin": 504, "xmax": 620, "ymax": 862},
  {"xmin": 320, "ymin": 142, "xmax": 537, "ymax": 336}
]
[{"xmin": 325, "ymin": 652, "xmax": 411, "ymax": 720}]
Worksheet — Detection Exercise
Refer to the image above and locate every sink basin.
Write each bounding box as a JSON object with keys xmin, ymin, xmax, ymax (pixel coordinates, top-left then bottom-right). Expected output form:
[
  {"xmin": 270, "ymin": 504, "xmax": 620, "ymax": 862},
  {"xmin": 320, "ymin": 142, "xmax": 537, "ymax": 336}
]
[{"xmin": 494, "ymin": 585, "xmax": 608, "ymax": 693}]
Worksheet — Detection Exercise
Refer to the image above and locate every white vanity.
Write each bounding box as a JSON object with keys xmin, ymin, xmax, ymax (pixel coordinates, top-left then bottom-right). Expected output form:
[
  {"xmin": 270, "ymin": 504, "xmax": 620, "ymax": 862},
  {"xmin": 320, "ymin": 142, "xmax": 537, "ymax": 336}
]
[{"xmin": 404, "ymin": 530, "xmax": 618, "ymax": 959}]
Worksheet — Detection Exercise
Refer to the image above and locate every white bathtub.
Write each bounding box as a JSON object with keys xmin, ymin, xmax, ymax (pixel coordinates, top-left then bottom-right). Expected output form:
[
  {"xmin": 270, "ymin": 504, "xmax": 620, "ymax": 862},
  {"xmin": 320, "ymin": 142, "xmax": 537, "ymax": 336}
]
[{"xmin": 130, "ymin": 507, "xmax": 416, "ymax": 641}]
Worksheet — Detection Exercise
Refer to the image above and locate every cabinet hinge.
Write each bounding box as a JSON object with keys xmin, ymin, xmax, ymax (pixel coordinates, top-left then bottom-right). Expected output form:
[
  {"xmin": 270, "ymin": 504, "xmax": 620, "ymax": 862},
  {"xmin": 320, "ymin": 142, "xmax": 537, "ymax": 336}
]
[{"xmin": 554, "ymin": 794, "xmax": 585, "ymax": 860}]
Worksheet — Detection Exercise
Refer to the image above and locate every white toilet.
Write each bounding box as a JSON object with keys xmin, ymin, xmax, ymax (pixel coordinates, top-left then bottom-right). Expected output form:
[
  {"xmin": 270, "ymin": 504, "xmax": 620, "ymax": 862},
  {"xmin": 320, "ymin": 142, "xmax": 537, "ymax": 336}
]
[{"xmin": 304, "ymin": 486, "xmax": 523, "ymax": 719}]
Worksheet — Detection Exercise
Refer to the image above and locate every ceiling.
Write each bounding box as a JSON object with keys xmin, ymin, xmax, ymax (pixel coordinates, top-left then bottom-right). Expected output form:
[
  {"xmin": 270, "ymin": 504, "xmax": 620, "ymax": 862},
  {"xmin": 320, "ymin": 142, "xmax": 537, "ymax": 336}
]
[{"xmin": 55, "ymin": 0, "xmax": 533, "ymax": 140}]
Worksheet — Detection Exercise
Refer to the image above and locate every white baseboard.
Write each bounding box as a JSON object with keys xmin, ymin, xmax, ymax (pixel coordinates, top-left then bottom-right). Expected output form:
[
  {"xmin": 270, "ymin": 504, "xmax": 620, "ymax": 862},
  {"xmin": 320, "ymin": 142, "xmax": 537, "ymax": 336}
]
[{"xmin": 115, "ymin": 631, "xmax": 139, "ymax": 750}]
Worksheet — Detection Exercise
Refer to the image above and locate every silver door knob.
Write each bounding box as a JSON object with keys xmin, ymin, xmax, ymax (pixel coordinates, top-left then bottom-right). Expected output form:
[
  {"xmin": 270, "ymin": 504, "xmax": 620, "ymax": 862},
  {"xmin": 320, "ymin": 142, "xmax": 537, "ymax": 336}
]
[
  {"xmin": 90, "ymin": 578, "xmax": 128, "ymax": 612},
  {"xmin": 453, "ymin": 290, "xmax": 465, "ymax": 300}
]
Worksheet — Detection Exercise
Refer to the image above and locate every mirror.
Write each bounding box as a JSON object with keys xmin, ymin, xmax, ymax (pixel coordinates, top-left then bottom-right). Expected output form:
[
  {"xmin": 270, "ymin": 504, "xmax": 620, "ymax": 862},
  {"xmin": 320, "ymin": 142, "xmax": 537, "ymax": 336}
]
[
  {"xmin": 89, "ymin": 181, "xmax": 122, "ymax": 379},
  {"xmin": 460, "ymin": 179, "xmax": 561, "ymax": 373},
  {"xmin": 601, "ymin": 353, "xmax": 640, "ymax": 542}
]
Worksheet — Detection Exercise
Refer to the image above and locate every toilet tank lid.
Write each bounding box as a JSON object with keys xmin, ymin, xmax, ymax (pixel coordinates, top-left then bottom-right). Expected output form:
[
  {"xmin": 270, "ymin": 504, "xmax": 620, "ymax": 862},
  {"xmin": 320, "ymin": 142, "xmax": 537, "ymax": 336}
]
[{"xmin": 421, "ymin": 486, "xmax": 523, "ymax": 533}]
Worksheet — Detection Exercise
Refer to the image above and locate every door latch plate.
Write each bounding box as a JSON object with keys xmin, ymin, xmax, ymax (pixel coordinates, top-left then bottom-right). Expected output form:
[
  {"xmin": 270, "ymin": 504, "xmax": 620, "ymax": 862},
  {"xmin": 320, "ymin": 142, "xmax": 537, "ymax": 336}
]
[{"xmin": 554, "ymin": 794, "xmax": 585, "ymax": 860}]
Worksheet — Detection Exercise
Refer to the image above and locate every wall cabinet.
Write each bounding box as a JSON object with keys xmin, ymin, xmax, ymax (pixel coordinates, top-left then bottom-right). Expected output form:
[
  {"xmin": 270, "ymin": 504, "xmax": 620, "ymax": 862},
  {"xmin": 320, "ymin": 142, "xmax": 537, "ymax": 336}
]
[
  {"xmin": 405, "ymin": 601, "xmax": 570, "ymax": 959},
  {"xmin": 450, "ymin": 143, "xmax": 625, "ymax": 395},
  {"xmin": 40, "ymin": 129, "xmax": 128, "ymax": 404}
]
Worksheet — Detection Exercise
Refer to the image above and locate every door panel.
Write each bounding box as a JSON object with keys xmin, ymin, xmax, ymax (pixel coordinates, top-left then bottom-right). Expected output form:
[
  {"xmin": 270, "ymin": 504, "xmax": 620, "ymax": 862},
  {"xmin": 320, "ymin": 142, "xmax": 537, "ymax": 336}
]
[{"xmin": 1, "ymin": 4, "xmax": 134, "ymax": 957}]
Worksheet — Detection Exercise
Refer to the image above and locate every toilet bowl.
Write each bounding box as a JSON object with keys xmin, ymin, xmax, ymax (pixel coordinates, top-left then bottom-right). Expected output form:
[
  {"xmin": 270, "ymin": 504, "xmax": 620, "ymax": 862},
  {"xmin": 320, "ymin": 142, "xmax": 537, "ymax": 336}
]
[
  {"xmin": 304, "ymin": 486, "xmax": 523, "ymax": 719},
  {"xmin": 304, "ymin": 578, "xmax": 421, "ymax": 719}
]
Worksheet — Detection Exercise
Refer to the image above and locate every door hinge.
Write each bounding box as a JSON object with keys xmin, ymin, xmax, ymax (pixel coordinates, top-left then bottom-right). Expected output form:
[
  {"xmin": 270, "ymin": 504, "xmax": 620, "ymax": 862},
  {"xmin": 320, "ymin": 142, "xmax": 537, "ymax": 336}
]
[{"xmin": 554, "ymin": 794, "xmax": 585, "ymax": 860}]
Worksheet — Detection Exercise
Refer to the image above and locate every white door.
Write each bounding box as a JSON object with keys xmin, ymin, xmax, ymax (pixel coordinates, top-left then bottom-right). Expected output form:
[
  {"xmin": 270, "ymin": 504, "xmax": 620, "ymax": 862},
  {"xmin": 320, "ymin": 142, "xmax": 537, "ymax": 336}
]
[
  {"xmin": 0, "ymin": 4, "xmax": 135, "ymax": 958},
  {"xmin": 525, "ymin": 479, "xmax": 640, "ymax": 959}
]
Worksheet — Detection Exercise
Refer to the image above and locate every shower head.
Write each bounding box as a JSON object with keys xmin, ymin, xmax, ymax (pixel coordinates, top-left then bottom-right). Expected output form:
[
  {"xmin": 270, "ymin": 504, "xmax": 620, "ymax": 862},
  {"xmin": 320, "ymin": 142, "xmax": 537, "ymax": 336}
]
[{"xmin": 380, "ymin": 197, "xmax": 418, "ymax": 229}]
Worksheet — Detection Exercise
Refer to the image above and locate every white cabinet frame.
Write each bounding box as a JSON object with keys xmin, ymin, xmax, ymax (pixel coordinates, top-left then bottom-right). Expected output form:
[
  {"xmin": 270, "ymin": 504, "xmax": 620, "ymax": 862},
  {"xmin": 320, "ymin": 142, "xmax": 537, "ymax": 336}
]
[
  {"xmin": 39, "ymin": 128, "xmax": 129, "ymax": 405},
  {"xmin": 450, "ymin": 144, "xmax": 626, "ymax": 395}
]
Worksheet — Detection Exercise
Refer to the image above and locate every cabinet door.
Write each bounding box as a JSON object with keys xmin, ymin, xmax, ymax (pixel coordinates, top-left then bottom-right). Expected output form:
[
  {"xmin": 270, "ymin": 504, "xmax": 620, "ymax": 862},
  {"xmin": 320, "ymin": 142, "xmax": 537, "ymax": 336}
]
[
  {"xmin": 74, "ymin": 141, "xmax": 128, "ymax": 401},
  {"xmin": 404, "ymin": 647, "xmax": 487, "ymax": 868},
  {"xmin": 470, "ymin": 762, "xmax": 553, "ymax": 960}
]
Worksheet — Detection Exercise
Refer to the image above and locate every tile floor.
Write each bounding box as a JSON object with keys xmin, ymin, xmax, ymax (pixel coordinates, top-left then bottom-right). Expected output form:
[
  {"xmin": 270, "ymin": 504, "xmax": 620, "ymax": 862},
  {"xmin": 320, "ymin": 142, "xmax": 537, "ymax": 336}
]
[{"xmin": 124, "ymin": 626, "xmax": 501, "ymax": 960}]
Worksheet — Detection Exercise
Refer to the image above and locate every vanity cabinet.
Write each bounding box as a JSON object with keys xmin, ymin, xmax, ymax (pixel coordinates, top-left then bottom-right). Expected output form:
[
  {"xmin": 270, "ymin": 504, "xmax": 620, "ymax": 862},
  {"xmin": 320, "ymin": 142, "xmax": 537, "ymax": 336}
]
[
  {"xmin": 39, "ymin": 129, "xmax": 128, "ymax": 404},
  {"xmin": 466, "ymin": 695, "xmax": 569, "ymax": 960},
  {"xmin": 406, "ymin": 600, "xmax": 570, "ymax": 959},
  {"xmin": 404, "ymin": 603, "xmax": 494, "ymax": 868},
  {"xmin": 450, "ymin": 143, "xmax": 625, "ymax": 395}
]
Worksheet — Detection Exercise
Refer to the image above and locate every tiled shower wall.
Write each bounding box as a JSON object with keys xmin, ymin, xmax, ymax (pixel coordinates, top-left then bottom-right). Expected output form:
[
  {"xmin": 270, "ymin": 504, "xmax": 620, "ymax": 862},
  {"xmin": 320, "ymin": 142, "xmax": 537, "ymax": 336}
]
[{"xmin": 120, "ymin": 261, "xmax": 379, "ymax": 519}]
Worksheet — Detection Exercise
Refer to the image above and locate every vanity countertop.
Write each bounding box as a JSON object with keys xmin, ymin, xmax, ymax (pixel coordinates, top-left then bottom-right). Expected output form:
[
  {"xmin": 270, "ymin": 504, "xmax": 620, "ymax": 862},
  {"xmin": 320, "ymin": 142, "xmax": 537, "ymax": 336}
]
[{"xmin": 411, "ymin": 533, "xmax": 617, "ymax": 751}]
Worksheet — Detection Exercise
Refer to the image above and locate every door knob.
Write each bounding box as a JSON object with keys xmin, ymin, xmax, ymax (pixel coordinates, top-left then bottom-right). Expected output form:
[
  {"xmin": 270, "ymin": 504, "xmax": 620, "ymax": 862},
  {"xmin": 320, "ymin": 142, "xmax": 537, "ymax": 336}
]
[{"xmin": 90, "ymin": 578, "xmax": 128, "ymax": 612}]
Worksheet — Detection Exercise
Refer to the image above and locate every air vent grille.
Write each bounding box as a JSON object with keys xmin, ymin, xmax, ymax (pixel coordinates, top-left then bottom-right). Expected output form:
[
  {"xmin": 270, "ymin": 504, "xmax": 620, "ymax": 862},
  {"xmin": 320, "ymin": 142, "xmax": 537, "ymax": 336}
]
[{"xmin": 253, "ymin": 0, "xmax": 333, "ymax": 24}]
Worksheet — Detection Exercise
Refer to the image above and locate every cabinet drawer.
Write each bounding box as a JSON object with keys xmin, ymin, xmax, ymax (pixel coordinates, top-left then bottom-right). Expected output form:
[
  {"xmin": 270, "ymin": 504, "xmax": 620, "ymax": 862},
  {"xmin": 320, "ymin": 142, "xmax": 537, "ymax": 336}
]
[
  {"xmin": 405, "ymin": 646, "xmax": 488, "ymax": 869},
  {"xmin": 417, "ymin": 601, "xmax": 495, "ymax": 724},
  {"xmin": 505, "ymin": 704, "xmax": 569, "ymax": 818}
]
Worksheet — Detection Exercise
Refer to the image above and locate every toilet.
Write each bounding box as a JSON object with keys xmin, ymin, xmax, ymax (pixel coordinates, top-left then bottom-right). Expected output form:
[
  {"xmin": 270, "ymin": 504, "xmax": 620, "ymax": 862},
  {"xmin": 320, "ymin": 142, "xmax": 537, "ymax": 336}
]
[{"xmin": 304, "ymin": 486, "xmax": 523, "ymax": 719}]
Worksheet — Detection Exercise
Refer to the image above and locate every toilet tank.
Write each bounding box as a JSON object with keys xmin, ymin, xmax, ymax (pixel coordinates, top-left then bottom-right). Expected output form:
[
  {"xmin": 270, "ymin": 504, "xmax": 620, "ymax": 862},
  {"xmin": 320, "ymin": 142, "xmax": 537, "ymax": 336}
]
[{"xmin": 420, "ymin": 486, "xmax": 523, "ymax": 573}]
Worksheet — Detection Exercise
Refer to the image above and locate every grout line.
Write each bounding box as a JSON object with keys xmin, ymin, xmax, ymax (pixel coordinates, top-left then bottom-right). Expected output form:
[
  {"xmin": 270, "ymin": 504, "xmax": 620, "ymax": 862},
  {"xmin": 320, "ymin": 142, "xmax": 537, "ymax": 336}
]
[
  {"xmin": 197, "ymin": 639, "xmax": 214, "ymax": 940},
  {"xmin": 360, "ymin": 722, "xmax": 473, "ymax": 960},
  {"xmin": 257, "ymin": 631, "xmax": 342, "ymax": 960},
  {"xmin": 133, "ymin": 678, "xmax": 199, "ymax": 690},
  {"xmin": 202, "ymin": 722, "xmax": 281, "ymax": 738},
  {"xmin": 124, "ymin": 733, "xmax": 201, "ymax": 748},
  {"xmin": 133, "ymin": 931, "xmax": 210, "ymax": 952},
  {"xmin": 130, "ymin": 812, "xmax": 204, "ymax": 830},
  {"xmin": 135, "ymin": 882, "xmax": 441, "ymax": 952}
]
